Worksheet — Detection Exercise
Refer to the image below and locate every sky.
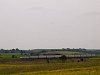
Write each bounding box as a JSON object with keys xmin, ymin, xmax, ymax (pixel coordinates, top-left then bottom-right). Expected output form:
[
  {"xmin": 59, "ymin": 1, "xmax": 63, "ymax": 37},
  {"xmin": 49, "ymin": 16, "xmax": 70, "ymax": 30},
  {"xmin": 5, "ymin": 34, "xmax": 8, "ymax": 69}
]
[{"xmin": 0, "ymin": 0, "xmax": 100, "ymax": 49}]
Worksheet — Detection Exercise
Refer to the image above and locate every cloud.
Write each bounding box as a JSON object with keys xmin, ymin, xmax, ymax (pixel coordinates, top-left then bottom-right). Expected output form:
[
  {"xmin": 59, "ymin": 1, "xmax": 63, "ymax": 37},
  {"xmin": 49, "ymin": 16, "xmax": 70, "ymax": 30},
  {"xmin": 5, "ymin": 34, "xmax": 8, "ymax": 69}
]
[
  {"xmin": 26, "ymin": 6, "xmax": 44, "ymax": 11},
  {"xmin": 83, "ymin": 11, "xmax": 100, "ymax": 16}
]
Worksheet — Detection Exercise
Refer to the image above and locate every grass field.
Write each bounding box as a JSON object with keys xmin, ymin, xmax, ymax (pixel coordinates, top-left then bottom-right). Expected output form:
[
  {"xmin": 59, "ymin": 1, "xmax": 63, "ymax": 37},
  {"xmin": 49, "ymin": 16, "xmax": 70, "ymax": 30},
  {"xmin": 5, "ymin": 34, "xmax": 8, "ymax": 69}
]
[
  {"xmin": 0, "ymin": 53, "xmax": 100, "ymax": 75},
  {"xmin": 10, "ymin": 67, "xmax": 100, "ymax": 75},
  {"xmin": 0, "ymin": 57, "xmax": 100, "ymax": 75}
]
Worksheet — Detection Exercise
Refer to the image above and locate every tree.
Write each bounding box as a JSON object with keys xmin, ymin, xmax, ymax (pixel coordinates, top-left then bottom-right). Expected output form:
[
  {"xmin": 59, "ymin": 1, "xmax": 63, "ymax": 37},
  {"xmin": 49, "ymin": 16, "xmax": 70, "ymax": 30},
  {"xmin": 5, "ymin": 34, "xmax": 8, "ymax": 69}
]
[
  {"xmin": 12, "ymin": 55, "xmax": 15, "ymax": 58},
  {"xmin": 20, "ymin": 50, "xmax": 23, "ymax": 55},
  {"xmin": 16, "ymin": 48, "xmax": 19, "ymax": 51},
  {"xmin": 59, "ymin": 55, "xmax": 67, "ymax": 62}
]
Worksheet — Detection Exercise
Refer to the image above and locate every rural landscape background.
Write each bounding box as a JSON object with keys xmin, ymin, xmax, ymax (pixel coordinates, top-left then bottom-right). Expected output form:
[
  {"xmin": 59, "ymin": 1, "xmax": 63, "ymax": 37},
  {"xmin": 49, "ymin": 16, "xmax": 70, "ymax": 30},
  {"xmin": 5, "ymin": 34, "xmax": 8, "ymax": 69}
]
[
  {"xmin": 0, "ymin": 0, "xmax": 100, "ymax": 75},
  {"xmin": 0, "ymin": 48, "xmax": 100, "ymax": 75}
]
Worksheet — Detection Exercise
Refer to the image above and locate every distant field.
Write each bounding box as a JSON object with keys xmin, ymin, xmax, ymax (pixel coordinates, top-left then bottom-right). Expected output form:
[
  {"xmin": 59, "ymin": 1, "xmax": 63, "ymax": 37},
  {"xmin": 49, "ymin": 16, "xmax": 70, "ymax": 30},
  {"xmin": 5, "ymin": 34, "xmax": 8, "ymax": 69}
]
[
  {"xmin": 0, "ymin": 53, "xmax": 21, "ymax": 58},
  {"xmin": 46, "ymin": 51, "xmax": 80, "ymax": 55}
]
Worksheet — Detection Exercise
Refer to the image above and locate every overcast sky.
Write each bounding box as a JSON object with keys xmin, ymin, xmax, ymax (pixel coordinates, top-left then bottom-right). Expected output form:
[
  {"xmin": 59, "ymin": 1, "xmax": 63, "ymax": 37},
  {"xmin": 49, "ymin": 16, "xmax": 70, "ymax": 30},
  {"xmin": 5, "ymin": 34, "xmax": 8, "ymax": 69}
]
[{"xmin": 0, "ymin": 0, "xmax": 100, "ymax": 49}]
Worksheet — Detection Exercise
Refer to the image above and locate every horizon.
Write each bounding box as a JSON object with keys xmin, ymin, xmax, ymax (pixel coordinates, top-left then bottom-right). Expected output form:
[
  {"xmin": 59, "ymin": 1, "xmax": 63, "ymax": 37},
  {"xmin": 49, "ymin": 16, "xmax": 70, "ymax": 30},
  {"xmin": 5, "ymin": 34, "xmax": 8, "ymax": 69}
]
[{"xmin": 0, "ymin": 48, "xmax": 100, "ymax": 50}]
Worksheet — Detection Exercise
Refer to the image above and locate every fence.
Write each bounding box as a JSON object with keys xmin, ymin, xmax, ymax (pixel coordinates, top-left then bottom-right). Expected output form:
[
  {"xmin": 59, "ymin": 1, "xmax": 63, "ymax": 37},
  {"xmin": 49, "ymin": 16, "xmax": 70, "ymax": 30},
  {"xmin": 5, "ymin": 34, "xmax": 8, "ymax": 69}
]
[{"xmin": 20, "ymin": 54, "xmax": 96, "ymax": 59}]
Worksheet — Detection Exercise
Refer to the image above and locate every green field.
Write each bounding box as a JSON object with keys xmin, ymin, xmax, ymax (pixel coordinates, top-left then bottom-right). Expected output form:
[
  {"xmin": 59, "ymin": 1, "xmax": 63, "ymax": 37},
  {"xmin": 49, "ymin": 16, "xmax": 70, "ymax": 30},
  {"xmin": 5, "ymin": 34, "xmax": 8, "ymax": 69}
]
[{"xmin": 46, "ymin": 51, "xmax": 80, "ymax": 55}]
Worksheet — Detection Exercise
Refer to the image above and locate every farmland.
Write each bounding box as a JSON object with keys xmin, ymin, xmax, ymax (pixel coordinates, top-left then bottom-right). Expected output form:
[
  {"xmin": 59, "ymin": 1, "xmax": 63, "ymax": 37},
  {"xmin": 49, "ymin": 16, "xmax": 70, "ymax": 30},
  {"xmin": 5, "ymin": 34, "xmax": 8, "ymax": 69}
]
[
  {"xmin": 0, "ymin": 49, "xmax": 100, "ymax": 75},
  {"xmin": 0, "ymin": 57, "xmax": 100, "ymax": 75}
]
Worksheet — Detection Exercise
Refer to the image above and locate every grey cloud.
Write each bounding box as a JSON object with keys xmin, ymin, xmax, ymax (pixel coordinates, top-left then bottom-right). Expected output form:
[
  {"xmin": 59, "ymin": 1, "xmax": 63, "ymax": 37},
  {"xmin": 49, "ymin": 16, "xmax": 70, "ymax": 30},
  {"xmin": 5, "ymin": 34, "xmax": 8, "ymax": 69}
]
[
  {"xmin": 26, "ymin": 7, "xmax": 45, "ymax": 11},
  {"xmin": 83, "ymin": 11, "xmax": 100, "ymax": 16},
  {"xmin": 1, "ymin": 0, "xmax": 100, "ymax": 49}
]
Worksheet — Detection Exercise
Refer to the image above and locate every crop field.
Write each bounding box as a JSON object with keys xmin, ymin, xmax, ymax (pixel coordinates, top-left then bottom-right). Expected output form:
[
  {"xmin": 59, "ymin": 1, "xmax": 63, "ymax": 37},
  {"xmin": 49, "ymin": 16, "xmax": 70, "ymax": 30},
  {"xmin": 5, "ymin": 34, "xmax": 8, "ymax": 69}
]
[
  {"xmin": 0, "ymin": 53, "xmax": 21, "ymax": 58},
  {"xmin": 0, "ymin": 57, "xmax": 100, "ymax": 75},
  {"xmin": 46, "ymin": 51, "xmax": 79, "ymax": 55}
]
